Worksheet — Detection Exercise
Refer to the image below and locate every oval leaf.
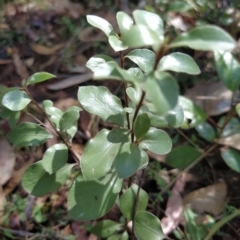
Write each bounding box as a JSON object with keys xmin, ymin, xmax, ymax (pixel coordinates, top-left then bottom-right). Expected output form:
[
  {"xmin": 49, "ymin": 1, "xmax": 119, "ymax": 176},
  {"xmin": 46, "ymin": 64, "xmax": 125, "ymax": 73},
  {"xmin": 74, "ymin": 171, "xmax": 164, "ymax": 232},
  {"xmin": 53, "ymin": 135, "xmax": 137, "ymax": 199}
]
[
  {"xmin": 87, "ymin": 15, "xmax": 114, "ymax": 37},
  {"xmin": 214, "ymin": 51, "xmax": 240, "ymax": 91},
  {"xmin": 93, "ymin": 62, "xmax": 138, "ymax": 83},
  {"xmin": 86, "ymin": 54, "xmax": 114, "ymax": 72},
  {"xmin": 133, "ymin": 113, "xmax": 151, "ymax": 139},
  {"xmin": 221, "ymin": 148, "xmax": 240, "ymax": 173},
  {"xmin": 68, "ymin": 172, "xmax": 122, "ymax": 220},
  {"xmin": 166, "ymin": 145, "xmax": 201, "ymax": 169},
  {"xmin": 158, "ymin": 52, "xmax": 200, "ymax": 75},
  {"xmin": 78, "ymin": 86, "xmax": 125, "ymax": 127},
  {"xmin": 165, "ymin": 104, "xmax": 184, "ymax": 128},
  {"xmin": 42, "ymin": 143, "xmax": 68, "ymax": 174},
  {"xmin": 91, "ymin": 220, "xmax": 122, "ymax": 238},
  {"xmin": 122, "ymin": 25, "xmax": 160, "ymax": 48},
  {"xmin": 59, "ymin": 107, "xmax": 80, "ymax": 140},
  {"xmin": 120, "ymin": 184, "xmax": 148, "ymax": 220},
  {"xmin": 2, "ymin": 90, "xmax": 31, "ymax": 111},
  {"xmin": 139, "ymin": 127, "xmax": 172, "ymax": 155},
  {"xmin": 8, "ymin": 122, "xmax": 53, "ymax": 147},
  {"xmin": 126, "ymin": 87, "xmax": 142, "ymax": 105},
  {"xmin": 116, "ymin": 11, "xmax": 134, "ymax": 36},
  {"xmin": 81, "ymin": 129, "xmax": 129, "ymax": 180},
  {"xmin": 170, "ymin": 25, "xmax": 236, "ymax": 51},
  {"xmin": 133, "ymin": 10, "xmax": 164, "ymax": 40},
  {"xmin": 179, "ymin": 96, "xmax": 206, "ymax": 128},
  {"xmin": 196, "ymin": 122, "xmax": 216, "ymax": 143},
  {"xmin": 43, "ymin": 100, "xmax": 63, "ymax": 129},
  {"xmin": 114, "ymin": 143, "xmax": 141, "ymax": 178},
  {"xmin": 125, "ymin": 49, "xmax": 156, "ymax": 73},
  {"xmin": 22, "ymin": 162, "xmax": 72, "ymax": 197},
  {"xmin": 135, "ymin": 211, "xmax": 164, "ymax": 240},
  {"xmin": 109, "ymin": 35, "xmax": 128, "ymax": 52},
  {"xmin": 143, "ymin": 72, "xmax": 179, "ymax": 115},
  {"xmin": 26, "ymin": 72, "xmax": 55, "ymax": 86}
]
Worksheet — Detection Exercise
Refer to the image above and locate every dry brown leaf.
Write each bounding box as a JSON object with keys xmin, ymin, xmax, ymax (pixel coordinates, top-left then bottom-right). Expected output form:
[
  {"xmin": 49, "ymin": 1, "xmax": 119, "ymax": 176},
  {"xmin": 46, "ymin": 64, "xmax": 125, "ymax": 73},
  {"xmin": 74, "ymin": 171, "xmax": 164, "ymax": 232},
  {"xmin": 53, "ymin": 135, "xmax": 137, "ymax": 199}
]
[
  {"xmin": 79, "ymin": 27, "xmax": 105, "ymax": 42},
  {"xmin": 12, "ymin": 49, "xmax": 29, "ymax": 80},
  {"xmin": 185, "ymin": 81, "xmax": 232, "ymax": 116},
  {"xmin": 51, "ymin": 0, "xmax": 83, "ymax": 18},
  {"xmin": 183, "ymin": 182, "xmax": 227, "ymax": 216},
  {"xmin": 47, "ymin": 73, "xmax": 92, "ymax": 90},
  {"xmin": 161, "ymin": 172, "xmax": 198, "ymax": 235},
  {"xmin": 0, "ymin": 136, "xmax": 15, "ymax": 186},
  {"xmin": 0, "ymin": 59, "xmax": 12, "ymax": 65},
  {"xmin": 30, "ymin": 43, "xmax": 65, "ymax": 55},
  {"xmin": 24, "ymin": 58, "xmax": 35, "ymax": 67},
  {"xmin": 3, "ymin": 148, "xmax": 41, "ymax": 196},
  {"xmin": 218, "ymin": 134, "xmax": 240, "ymax": 150}
]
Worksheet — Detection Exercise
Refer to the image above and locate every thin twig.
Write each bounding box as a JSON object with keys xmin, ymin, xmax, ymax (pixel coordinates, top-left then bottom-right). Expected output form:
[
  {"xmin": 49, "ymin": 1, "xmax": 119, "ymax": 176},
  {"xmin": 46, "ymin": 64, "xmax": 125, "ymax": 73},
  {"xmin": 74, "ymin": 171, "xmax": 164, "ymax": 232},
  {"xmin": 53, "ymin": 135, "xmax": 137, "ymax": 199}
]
[
  {"xmin": 24, "ymin": 88, "xmax": 80, "ymax": 164},
  {"xmin": 0, "ymin": 226, "xmax": 66, "ymax": 240},
  {"xmin": 26, "ymin": 112, "xmax": 57, "ymax": 137},
  {"xmin": 119, "ymin": 51, "xmax": 130, "ymax": 130},
  {"xmin": 131, "ymin": 91, "xmax": 146, "ymax": 142},
  {"xmin": 176, "ymin": 128, "xmax": 199, "ymax": 149},
  {"xmin": 158, "ymin": 143, "xmax": 218, "ymax": 198}
]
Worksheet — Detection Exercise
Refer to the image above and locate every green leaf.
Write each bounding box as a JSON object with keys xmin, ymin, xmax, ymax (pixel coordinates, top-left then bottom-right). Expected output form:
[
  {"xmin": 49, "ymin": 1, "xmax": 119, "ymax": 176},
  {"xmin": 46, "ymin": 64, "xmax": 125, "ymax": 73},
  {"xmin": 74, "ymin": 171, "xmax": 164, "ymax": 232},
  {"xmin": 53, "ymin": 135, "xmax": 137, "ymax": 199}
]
[
  {"xmin": 236, "ymin": 104, "xmax": 240, "ymax": 117},
  {"xmin": 68, "ymin": 172, "xmax": 122, "ymax": 220},
  {"xmin": 148, "ymin": 112, "xmax": 168, "ymax": 128},
  {"xmin": 135, "ymin": 211, "xmax": 164, "ymax": 240},
  {"xmin": 221, "ymin": 148, "xmax": 240, "ymax": 173},
  {"xmin": 165, "ymin": 104, "xmax": 184, "ymax": 128},
  {"xmin": 179, "ymin": 96, "xmax": 206, "ymax": 128},
  {"xmin": 116, "ymin": 11, "xmax": 134, "ymax": 36},
  {"xmin": 26, "ymin": 72, "xmax": 55, "ymax": 86},
  {"xmin": 0, "ymin": 107, "xmax": 21, "ymax": 128},
  {"xmin": 166, "ymin": 145, "xmax": 201, "ymax": 169},
  {"xmin": 93, "ymin": 62, "xmax": 138, "ymax": 83},
  {"xmin": 125, "ymin": 49, "xmax": 156, "ymax": 73},
  {"xmin": 168, "ymin": 1, "xmax": 193, "ymax": 12},
  {"xmin": 139, "ymin": 127, "xmax": 172, "ymax": 154},
  {"xmin": 43, "ymin": 100, "xmax": 63, "ymax": 129},
  {"xmin": 133, "ymin": 113, "xmax": 151, "ymax": 139},
  {"xmin": 214, "ymin": 51, "xmax": 240, "ymax": 91},
  {"xmin": 42, "ymin": 143, "xmax": 68, "ymax": 174},
  {"xmin": 78, "ymin": 86, "xmax": 125, "ymax": 127},
  {"xmin": 86, "ymin": 54, "xmax": 114, "ymax": 72},
  {"xmin": 8, "ymin": 111, "xmax": 21, "ymax": 128},
  {"xmin": 126, "ymin": 87, "xmax": 142, "ymax": 105},
  {"xmin": 81, "ymin": 129, "xmax": 129, "ymax": 180},
  {"xmin": 107, "ymin": 232, "xmax": 129, "ymax": 240},
  {"xmin": 120, "ymin": 184, "xmax": 148, "ymax": 220},
  {"xmin": 109, "ymin": 35, "xmax": 128, "ymax": 52},
  {"xmin": 22, "ymin": 162, "xmax": 72, "ymax": 197},
  {"xmin": 8, "ymin": 122, "xmax": 53, "ymax": 147},
  {"xmin": 114, "ymin": 143, "xmax": 141, "ymax": 178},
  {"xmin": 217, "ymin": 117, "xmax": 240, "ymax": 137},
  {"xmin": 184, "ymin": 208, "xmax": 206, "ymax": 240},
  {"xmin": 195, "ymin": 122, "xmax": 216, "ymax": 142},
  {"xmin": 170, "ymin": 25, "xmax": 236, "ymax": 51},
  {"xmin": 122, "ymin": 25, "xmax": 160, "ymax": 48},
  {"xmin": 158, "ymin": 52, "xmax": 200, "ymax": 75},
  {"xmin": 143, "ymin": 72, "xmax": 179, "ymax": 115},
  {"xmin": 91, "ymin": 220, "xmax": 123, "ymax": 238},
  {"xmin": 87, "ymin": 15, "xmax": 114, "ymax": 37},
  {"xmin": 133, "ymin": 10, "xmax": 164, "ymax": 40},
  {"xmin": 2, "ymin": 90, "xmax": 31, "ymax": 111},
  {"xmin": 127, "ymin": 68, "xmax": 144, "ymax": 82},
  {"xmin": 59, "ymin": 107, "xmax": 80, "ymax": 140},
  {"xmin": 139, "ymin": 149, "xmax": 149, "ymax": 170}
]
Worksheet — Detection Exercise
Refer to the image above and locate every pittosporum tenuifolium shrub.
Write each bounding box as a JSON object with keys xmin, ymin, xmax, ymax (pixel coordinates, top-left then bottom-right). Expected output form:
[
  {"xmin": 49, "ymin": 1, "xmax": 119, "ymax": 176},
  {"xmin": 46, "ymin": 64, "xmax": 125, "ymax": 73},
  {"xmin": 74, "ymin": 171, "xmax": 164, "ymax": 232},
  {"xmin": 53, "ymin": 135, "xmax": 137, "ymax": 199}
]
[{"xmin": 1, "ymin": 10, "xmax": 239, "ymax": 240}]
